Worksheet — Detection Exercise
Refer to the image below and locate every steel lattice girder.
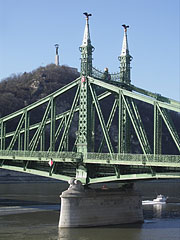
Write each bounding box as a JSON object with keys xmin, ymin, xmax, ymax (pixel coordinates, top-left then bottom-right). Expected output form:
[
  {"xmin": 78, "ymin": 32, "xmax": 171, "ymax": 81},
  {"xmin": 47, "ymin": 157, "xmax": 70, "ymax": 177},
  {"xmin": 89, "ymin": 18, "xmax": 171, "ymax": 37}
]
[
  {"xmin": 0, "ymin": 78, "xmax": 80, "ymax": 151},
  {"xmin": 0, "ymin": 76, "xmax": 180, "ymax": 183},
  {"xmin": 0, "ymin": 75, "xmax": 180, "ymax": 156},
  {"xmin": 88, "ymin": 77, "xmax": 180, "ymax": 113},
  {"xmin": 88, "ymin": 76, "xmax": 180, "ymax": 155}
]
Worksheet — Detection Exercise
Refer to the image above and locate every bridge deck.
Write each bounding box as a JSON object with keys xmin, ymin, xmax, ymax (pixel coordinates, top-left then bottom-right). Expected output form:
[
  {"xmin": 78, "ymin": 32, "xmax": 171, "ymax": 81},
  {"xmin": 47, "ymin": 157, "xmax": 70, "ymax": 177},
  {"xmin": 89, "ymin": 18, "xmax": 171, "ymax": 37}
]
[{"xmin": 0, "ymin": 150, "xmax": 180, "ymax": 168}]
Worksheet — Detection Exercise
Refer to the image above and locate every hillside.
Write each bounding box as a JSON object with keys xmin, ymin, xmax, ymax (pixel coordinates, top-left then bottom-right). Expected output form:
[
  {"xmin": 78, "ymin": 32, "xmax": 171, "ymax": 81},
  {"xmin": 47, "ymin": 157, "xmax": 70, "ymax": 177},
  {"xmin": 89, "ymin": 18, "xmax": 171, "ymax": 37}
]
[{"xmin": 0, "ymin": 64, "xmax": 79, "ymax": 117}]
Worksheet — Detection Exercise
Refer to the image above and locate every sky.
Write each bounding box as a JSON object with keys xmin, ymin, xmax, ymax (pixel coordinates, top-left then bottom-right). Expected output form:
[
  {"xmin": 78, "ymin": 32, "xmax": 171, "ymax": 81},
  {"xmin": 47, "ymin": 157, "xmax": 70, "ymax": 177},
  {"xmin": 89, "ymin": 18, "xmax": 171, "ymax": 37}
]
[{"xmin": 0, "ymin": 0, "xmax": 179, "ymax": 101}]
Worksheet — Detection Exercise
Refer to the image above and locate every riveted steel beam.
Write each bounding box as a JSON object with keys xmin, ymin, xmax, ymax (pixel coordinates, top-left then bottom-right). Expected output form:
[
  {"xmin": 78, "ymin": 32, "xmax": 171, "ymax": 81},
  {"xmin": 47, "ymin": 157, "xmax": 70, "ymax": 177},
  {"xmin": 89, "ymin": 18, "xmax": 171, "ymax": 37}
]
[
  {"xmin": 50, "ymin": 97, "xmax": 56, "ymax": 152},
  {"xmin": 88, "ymin": 77, "xmax": 180, "ymax": 113},
  {"xmin": 121, "ymin": 94, "xmax": 150, "ymax": 158},
  {"xmin": 29, "ymin": 101, "xmax": 51, "ymax": 151},
  {"xmin": 89, "ymin": 83, "xmax": 114, "ymax": 156},
  {"xmin": 0, "ymin": 78, "xmax": 80, "ymax": 123},
  {"xmin": 157, "ymin": 104, "xmax": 180, "ymax": 153},
  {"xmin": 58, "ymin": 84, "xmax": 80, "ymax": 152},
  {"xmin": 7, "ymin": 112, "xmax": 25, "ymax": 150},
  {"xmin": 154, "ymin": 102, "xmax": 162, "ymax": 155},
  {"xmin": 98, "ymin": 99, "xmax": 118, "ymax": 153}
]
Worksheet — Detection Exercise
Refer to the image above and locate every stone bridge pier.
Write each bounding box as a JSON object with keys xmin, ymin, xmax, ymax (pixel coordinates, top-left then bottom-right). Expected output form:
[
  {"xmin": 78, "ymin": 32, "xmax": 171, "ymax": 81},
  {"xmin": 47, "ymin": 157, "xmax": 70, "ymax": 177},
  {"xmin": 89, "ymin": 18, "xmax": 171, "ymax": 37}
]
[{"xmin": 59, "ymin": 179, "xmax": 143, "ymax": 227}]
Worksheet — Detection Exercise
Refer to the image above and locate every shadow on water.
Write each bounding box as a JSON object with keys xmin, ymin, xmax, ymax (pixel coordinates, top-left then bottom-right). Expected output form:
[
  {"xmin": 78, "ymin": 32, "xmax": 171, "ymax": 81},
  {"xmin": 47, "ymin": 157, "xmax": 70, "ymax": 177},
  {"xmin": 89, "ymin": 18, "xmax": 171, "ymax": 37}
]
[{"xmin": 58, "ymin": 225, "xmax": 143, "ymax": 240}]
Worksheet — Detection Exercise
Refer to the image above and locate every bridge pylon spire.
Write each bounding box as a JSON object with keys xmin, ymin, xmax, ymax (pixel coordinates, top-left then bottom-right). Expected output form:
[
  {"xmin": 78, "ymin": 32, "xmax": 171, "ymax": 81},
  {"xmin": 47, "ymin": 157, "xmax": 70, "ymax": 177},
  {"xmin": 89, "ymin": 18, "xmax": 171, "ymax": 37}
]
[
  {"xmin": 82, "ymin": 12, "xmax": 92, "ymax": 47},
  {"xmin": 118, "ymin": 25, "xmax": 132, "ymax": 153},
  {"xmin": 76, "ymin": 13, "xmax": 95, "ymax": 160},
  {"xmin": 119, "ymin": 24, "xmax": 132, "ymax": 84},
  {"xmin": 79, "ymin": 12, "xmax": 94, "ymax": 76}
]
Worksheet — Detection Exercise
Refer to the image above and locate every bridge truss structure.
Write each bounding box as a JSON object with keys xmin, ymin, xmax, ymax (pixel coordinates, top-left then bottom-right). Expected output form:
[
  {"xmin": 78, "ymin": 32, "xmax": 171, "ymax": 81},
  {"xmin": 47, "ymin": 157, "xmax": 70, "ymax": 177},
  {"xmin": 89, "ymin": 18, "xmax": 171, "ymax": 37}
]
[{"xmin": 0, "ymin": 14, "xmax": 180, "ymax": 184}]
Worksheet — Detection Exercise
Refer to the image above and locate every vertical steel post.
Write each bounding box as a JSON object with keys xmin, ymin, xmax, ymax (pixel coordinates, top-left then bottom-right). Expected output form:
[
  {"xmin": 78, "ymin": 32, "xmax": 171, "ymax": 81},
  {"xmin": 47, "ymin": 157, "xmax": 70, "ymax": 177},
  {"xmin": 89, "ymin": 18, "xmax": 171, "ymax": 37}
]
[
  {"xmin": 40, "ymin": 130, "xmax": 45, "ymax": 151},
  {"xmin": 0, "ymin": 121, "xmax": 5, "ymax": 150},
  {"xmin": 118, "ymin": 93, "xmax": 131, "ymax": 153},
  {"xmin": 50, "ymin": 97, "xmax": 56, "ymax": 152},
  {"xmin": 18, "ymin": 133, "xmax": 21, "ymax": 150},
  {"xmin": 0, "ymin": 121, "xmax": 3, "ymax": 150},
  {"xmin": 24, "ymin": 110, "xmax": 29, "ymax": 151},
  {"xmin": 64, "ymin": 115, "xmax": 69, "ymax": 151},
  {"xmin": 118, "ymin": 92, "xmax": 123, "ymax": 153},
  {"xmin": 18, "ymin": 133, "xmax": 23, "ymax": 151},
  {"xmin": 91, "ymin": 104, "xmax": 95, "ymax": 152},
  {"xmin": 154, "ymin": 103, "xmax": 162, "ymax": 155},
  {"xmin": 3, "ymin": 123, "xmax": 6, "ymax": 150}
]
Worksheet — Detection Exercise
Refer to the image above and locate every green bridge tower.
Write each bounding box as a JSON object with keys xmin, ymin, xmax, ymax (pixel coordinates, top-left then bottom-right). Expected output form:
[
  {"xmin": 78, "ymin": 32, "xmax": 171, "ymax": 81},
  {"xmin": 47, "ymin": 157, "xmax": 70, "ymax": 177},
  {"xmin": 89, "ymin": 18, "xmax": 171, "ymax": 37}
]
[
  {"xmin": 118, "ymin": 24, "xmax": 133, "ymax": 154},
  {"xmin": 77, "ymin": 15, "xmax": 133, "ymax": 157},
  {"xmin": 77, "ymin": 13, "xmax": 95, "ymax": 155}
]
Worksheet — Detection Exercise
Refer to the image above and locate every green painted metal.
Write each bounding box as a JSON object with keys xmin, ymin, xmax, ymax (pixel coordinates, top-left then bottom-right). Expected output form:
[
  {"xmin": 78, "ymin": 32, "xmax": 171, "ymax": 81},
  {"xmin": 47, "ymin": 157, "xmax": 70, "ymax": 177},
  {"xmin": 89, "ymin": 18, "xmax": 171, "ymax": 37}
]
[
  {"xmin": 0, "ymin": 150, "xmax": 180, "ymax": 168},
  {"xmin": 89, "ymin": 83, "xmax": 114, "ymax": 156},
  {"xmin": 7, "ymin": 112, "xmax": 25, "ymax": 150},
  {"xmin": 154, "ymin": 102, "xmax": 162, "ymax": 155},
  {"xmin": 157, "ymin": 105, "xmax": 180, "ymax": 152},
  {"xmin": 77, "ymin": 13, "xmax": 94, "ymax": 155},
  {"xmin": 89, "ymin": 172, "xmax": 180, "ymax": 184},
  {"xmin": 121, "ymin": 94, "xmax": 151, "ymax": 157},
  {"xmin": 58, "ymin": 84, "xmax": 80, "ymax": 152},
  {"xmin": 118, "ymin": 91, "xmax": 131, "ymax": 153},
  {"xmin": 88, "ymin": 77, "xmax": 180, "ymax": 113},
  {"xmin": 50, "ymin": 97, "xmax": 56, "ymax": 152},
  {"xmin": 0, "ymin": 150, "xmax": 180, "ymax": 183},
  {"xmin": 0, "ymin": 164, "xmax": 72, "ymax": 182},
  {"xmin": 40, "ymin": 129, "xmax": 45, "ymax": 151},
  {"xmin": 0, "ymin": 14, "xmax": 180, "ymax": 184},
  {"xmin": 98, "ymin": 99, "xmax": 118, "ymax": 153},
  {"xmin": 24, "ymin": 110, "xmax": 30, "ymax": 151},
  {"xmin": 0, "ymin": 121, "xmax": 6, "ymax": 150}
]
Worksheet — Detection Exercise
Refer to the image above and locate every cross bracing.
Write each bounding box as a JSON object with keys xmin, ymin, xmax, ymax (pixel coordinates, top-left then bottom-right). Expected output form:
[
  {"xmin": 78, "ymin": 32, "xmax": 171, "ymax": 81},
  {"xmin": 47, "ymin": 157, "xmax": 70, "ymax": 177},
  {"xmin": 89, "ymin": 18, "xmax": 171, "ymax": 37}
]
[
  {"xmin": 0, "ymin": 73, "xmax": 179, "ymax": 184},
  {"xmin": 0, "ymin": 13, "xmax": 180, "ymax": 184}
]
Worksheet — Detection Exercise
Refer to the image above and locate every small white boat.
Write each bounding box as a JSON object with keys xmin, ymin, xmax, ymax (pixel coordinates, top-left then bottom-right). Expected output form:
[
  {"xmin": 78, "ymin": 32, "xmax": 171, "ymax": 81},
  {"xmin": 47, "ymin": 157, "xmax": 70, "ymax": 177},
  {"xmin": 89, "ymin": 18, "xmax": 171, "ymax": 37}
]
[{"xmin": 153, "ymin": 194, "xmax": 167, "ymax": 203}]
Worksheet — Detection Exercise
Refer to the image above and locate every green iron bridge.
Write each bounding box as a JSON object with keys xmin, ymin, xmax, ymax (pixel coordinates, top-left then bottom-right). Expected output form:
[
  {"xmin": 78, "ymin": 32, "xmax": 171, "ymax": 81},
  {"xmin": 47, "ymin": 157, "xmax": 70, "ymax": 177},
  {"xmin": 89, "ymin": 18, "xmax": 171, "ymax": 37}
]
[{"xmin": 0, "ymin": 14, "xmax": 180, "ymax": 184}]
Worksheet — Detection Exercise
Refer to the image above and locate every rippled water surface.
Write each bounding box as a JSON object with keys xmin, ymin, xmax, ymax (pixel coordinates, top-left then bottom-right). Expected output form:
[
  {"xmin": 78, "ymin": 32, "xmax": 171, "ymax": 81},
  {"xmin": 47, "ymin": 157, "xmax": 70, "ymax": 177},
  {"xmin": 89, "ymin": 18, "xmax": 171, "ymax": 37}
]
[{"xmin": 0, "ymin": 181, "xmax": 180, "ymax": 240}]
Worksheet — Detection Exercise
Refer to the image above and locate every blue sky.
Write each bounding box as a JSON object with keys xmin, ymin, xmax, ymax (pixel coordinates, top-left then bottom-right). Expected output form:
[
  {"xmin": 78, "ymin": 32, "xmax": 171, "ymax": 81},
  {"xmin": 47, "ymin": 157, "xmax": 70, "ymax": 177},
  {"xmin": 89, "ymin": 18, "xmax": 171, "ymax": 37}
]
[{"xmin": 0, "ymin": 0, "xmax": 179, "ymax": 101}]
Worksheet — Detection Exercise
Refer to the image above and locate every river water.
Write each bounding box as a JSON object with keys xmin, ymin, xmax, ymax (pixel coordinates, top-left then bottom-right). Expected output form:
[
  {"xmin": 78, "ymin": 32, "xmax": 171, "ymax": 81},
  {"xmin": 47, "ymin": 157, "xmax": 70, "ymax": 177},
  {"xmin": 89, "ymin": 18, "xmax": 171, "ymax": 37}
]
[{"xmin": 0, "ymin": 181, "xmax": 180, "ymax": 240}]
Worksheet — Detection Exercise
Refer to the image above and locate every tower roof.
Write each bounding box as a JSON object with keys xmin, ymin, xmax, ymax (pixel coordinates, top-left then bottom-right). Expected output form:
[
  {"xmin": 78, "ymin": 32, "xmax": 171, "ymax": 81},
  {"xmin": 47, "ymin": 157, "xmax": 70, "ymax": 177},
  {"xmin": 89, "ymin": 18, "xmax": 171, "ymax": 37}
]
[
  {"xmin": 121, "ymin": 24, "xmax": 130, "ymax": 56},
  {"xmin": 81, "ymin": 12, "xmax": 92, "ymax": 47}
]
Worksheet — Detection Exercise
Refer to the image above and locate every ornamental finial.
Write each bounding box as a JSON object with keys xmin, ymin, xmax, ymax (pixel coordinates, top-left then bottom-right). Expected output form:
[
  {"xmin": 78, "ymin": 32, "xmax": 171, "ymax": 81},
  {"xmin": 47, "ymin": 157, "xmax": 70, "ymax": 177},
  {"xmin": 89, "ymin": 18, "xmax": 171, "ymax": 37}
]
[
  {"xmin": 83, "ymin": 12, "xmax": 92, "ymax": 20},
  {"xmin": 122, "ymin": 24, "xmax": 129, "ymax": 32},
  {"xmin": 121, "ymin": 24, "xmax": 130, "ymax": 56},
  {"xmin": 81, "ymin": 12, "xmax": 92, "ymax": 47}
]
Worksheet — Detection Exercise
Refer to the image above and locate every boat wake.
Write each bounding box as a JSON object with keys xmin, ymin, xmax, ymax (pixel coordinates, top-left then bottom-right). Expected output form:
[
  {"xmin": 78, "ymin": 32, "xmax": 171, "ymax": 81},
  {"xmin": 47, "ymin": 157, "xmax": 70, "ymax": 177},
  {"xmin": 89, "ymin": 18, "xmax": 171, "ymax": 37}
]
[
  {"xmin": 0, "ymin": 204, "xmax": 60, "ymax": 216},
  {"xmin": 142, "ymin": 200, "xmax": 166, "ymax": 205},
  {"xmin": 142, "ymin": 195, "xmax": 167, "ymax": 205}
]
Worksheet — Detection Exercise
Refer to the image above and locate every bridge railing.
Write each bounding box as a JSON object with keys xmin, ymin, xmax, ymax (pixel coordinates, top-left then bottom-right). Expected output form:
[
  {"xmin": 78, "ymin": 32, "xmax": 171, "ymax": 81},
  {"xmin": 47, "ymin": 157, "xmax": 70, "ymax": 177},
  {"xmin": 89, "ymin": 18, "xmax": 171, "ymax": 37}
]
[
  {"xmin": 0, "ymin": 150, "xmax": 82, "ymax": 160},
  {"xmin": 0, "ymin": 150, "xmax": 179, "ymax": 165},
  {"xmin": 92, "ymin": 67, "xmax": 120, "ymax": 81},
  {"xmin": 86, "ymin": 152, "xmax": 180, "ymax": 164}
]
